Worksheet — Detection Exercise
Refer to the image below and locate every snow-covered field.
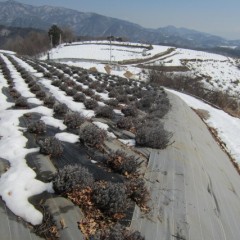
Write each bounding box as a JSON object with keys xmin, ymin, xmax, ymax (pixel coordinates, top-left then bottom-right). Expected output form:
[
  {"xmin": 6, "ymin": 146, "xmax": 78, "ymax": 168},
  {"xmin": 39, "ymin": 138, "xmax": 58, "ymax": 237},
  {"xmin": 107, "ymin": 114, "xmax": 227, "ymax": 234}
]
[
  {"xmin": 40, "ymin": 41, "xmax": 172, "ymax": 80},
  {"xmin": 43, "ymin": 41, "xmax": 169, "ymax": 62},
  {"xmin": 149, "ymin": 48, "xmax": 240, "ymax": 96},
  {"xmin": 42, "ymin": 41, "xmax": 240, "ymax": 96}
]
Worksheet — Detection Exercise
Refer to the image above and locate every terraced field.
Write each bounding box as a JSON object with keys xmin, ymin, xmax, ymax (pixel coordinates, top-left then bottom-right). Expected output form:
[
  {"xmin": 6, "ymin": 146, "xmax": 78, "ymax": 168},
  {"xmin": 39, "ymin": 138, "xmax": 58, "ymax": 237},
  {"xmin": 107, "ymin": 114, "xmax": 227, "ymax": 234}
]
[
  {"xmin": 1, "ymin": 52, "xmax": 240, "ymax": 240},
  {"xmin": 0, "ymin": 53, "xmax": 171, "ymax": 239}
]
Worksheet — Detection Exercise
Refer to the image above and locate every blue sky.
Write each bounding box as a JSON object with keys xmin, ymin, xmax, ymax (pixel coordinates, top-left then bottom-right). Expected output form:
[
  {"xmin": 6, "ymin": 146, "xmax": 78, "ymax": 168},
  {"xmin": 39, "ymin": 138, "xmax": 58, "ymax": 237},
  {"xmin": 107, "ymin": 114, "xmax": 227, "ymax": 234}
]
[{"xmin": 3, "ymin": 0, "xmax": 240, "ymax": 39}]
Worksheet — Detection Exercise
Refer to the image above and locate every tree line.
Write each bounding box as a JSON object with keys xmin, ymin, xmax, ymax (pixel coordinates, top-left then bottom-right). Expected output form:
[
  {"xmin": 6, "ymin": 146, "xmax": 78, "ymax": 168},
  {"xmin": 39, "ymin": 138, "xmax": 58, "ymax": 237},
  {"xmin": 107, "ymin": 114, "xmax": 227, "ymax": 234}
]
[{"xmin": 2, "ymin": 25, "xmax": 75, "ymax": 56}]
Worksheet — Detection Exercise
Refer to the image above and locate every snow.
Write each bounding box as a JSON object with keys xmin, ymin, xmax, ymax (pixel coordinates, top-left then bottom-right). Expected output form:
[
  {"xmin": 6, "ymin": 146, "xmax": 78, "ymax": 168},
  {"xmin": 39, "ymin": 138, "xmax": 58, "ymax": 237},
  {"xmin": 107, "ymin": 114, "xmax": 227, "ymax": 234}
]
[
  {"xmin": 119, "ymin": 139, "xmax": 136, "ymax": 146},
  {"xmin": 220, "ymin": 46, "xmax": 238, "ymax": 49},
  {"xmin": 0, "ymin": 49, "xmax": 15, "ymax": 55},
  {"xmin": 0, "ymin": 66, "xmax": 55, "ymax": 225},
  {"xmin": 40, "ymin": 78, "xmax": 95, "ymax": 117},
  {"xmin": 27, "ymin": 97, "xmax": 42, "ymax": 105},
  {"xmin": 168, "ymin": 89, "xmax": 240, "ymax": 164},
  {"xmin": 153, "ymin": 48, "xmax": 228, "ymax": 66},
  {"xmin": 11, "ymin": 55, "xmax": 37, "ymax": 73},
  {"xmin": 93, "ymin": 121, "xmax": 117, "ymax": 138},
  {"xmin": 40, "ymin": 41, "xmax": 170, "ymax": 80},
  {"xmin": 1, "ymin": 41, "xmax": 240, "ymax": 225},
  {"xmin": 114, "ymin": 109, "xmax": 124, "ymax": 115},
  {"xmin": 147, "ymin": 47, "xmax": 240, "ymax": 96},
  {"xmin": 0, "ymin": 75, "xmax": 14, "ymax": 110},
  {"xmin": 39, "ymin": 41, "xmax": 240, "ymax": 95},
  {"xmin": 107, "ymin": 132, "xmax": 117, "ymax": 139},
  {"xmin": 0, "ymin": 107, "xmax": 54, "ymax": 225},
  {"xmin": 58, "ymin": 60, "xmax": 143, "ymax": 80},
  {"xmin": 55, "ymin": 132, "xmax": 79, "ymax": 143},
  {"xmin": 93, "ymin": 121, "xmax": 109, "ymax": 130},
  {"xmin": 29, "ymin": 105, "xmax": 53, "ymax": 116},
  {"xmin": 40, "ymin": 116, "xmax": 66, "ymax": 130},
  {"xmin": 1, "ymin": 55, "xmax": 36, "ymax": 99},
  {"xmin": 95, "ymin": 91, "xmax": 110, "ymax": 101},
  {"xmin": 43, "ymin": 41, "xmax": 169, "ymax": 62}
]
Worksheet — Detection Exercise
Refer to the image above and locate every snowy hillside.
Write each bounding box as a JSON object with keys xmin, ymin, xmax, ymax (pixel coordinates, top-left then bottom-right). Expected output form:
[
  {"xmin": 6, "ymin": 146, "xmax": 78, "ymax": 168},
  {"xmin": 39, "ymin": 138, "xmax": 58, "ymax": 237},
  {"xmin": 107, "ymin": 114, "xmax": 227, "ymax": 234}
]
[
  {"xmin": 43, "ymin": 41, "xmax": 240, "ymax": 97},
  {"xmin": 45, "ymin": 41, "xmax": 170, "ymax": 62},
  {"xmin": 148, "ymin": 48, "xmax": 240, "ymax": 96},
  {"xmin": 1, "ymin": 47, "xmax": 240, "ymax": 239},
  {"xmin": 41, "ymin": 41, "xmax": 171, "ymax": 80}
]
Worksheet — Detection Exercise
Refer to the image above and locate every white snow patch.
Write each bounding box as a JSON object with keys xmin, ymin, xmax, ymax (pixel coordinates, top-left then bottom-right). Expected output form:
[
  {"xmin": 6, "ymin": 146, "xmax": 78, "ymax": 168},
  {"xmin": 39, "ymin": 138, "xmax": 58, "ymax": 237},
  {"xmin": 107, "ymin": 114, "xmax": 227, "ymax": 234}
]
[
  {"xmin": 11, "ymin": 55, "xmax": 37, "ymax": 73},
  {"xmin": 0, "ymin": 49, "xmax": 15, "ymax": 55},
  {"xmin": 107, "ymin": 132, "xmax": 117, "ymax": 139},
  {"xmin": 55, "ymin": 132, "xmax": 79, "ymax": 143},
  {"xmin": 27, "ymin": 97, "xmax": 42, "ymax": 105},
  {"xmin": 29, "ymin": 106, "xmax": 53, "ymax": 116},
  {"xmin": 93, "ymin": 121, "xmax": 109, "ymax": 130},
  {"xmin": 114, "ymin": 109, "xmax": 124, "ymax": 115},
  {"xmin": 119, "ymin": 139, "xmax": 136, "ymax": 146},
  {"xmin": 93, "ymin": 121, "xmax": 117, "ymax": 138},
  {"xmin": 0, "ymin": 75, "xmax": 14, "ymax": 110},
  {"xmin": 0, "ymin": 108, "xmax": 53, "ymax": 225},
  {"xmin": 91, "ymin": 160, "xmax": 98, "ymax": 164},
  {"xmin": 1, "ymin": 55, "xmax": 35, "ymax": 98},
  {"xmin": 97, "ymin": 92, "xmax": 110, "ymax": 100},
  {"xmin": 41, "ymin": 116, "xmax": 66, "ymax": 130},
  {"xmin": 0, "ymin": 65, "xmax": 54, "ymax": 225}
]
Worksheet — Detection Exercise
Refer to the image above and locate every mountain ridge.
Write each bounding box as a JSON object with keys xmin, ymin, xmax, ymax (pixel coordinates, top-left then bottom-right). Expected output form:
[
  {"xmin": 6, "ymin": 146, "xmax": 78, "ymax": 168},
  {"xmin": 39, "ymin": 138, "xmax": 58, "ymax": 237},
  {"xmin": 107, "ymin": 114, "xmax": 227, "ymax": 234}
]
[{"xmin": 0, "ymin": 0, "xmax": 240, "ymax": 50}]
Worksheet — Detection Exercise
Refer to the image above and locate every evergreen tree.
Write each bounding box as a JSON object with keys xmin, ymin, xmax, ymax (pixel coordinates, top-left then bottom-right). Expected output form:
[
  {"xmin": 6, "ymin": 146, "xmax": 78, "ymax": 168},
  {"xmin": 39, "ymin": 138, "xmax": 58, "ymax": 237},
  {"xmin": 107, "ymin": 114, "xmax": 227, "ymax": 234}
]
[{"xmin": 48, "ymin": 25, "xmax": 62, "ymax": 47}]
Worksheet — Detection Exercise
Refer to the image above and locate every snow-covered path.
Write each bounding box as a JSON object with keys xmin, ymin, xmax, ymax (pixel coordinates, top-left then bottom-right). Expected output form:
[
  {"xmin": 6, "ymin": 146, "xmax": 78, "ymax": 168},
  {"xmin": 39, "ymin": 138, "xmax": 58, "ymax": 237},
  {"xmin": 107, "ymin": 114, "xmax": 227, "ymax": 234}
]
[
  {"xmin": 168, "ymin": 89, "xmax": 240, "ymax": 165},
  {"xmin": 131, "ymin": 91, "xmax": 240, "ymax": 240}
]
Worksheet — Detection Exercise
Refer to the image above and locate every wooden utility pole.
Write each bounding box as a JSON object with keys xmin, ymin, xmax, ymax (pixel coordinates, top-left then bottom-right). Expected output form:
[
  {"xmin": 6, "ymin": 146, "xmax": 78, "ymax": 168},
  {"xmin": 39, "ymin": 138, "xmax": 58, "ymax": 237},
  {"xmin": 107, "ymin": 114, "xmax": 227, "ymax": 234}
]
[
  {"xmin": 59, "ymin": 33, "xmax": 62, "ymax": 45},
  {"xmin": 108, "ymin": 35, "xmax": 114, "ymax": 64},
  {"xmin": 50, "ymin": 34, "xmax": 53, "ymax": 48}
]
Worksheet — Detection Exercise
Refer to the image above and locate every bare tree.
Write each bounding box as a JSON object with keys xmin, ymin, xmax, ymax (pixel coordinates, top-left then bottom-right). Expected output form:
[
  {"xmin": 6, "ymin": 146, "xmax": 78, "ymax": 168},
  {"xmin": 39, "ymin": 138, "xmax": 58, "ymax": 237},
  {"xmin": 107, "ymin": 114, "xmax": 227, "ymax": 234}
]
[
  {"xmin": 62, "ymin": 27, "xmax": 75, "ymax": 43},
  {"xmin": 3, "ymin": 31, "xmax": 49, "ymax": 56}
]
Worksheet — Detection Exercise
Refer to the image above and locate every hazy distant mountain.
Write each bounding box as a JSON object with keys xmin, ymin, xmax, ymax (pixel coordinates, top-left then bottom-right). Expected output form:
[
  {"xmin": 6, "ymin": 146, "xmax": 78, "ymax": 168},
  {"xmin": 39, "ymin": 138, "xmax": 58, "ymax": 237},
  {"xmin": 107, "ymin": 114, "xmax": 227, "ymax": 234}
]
[{"xmin": 0, "ymin": 0, "xmax": 240, "ymax": 50}]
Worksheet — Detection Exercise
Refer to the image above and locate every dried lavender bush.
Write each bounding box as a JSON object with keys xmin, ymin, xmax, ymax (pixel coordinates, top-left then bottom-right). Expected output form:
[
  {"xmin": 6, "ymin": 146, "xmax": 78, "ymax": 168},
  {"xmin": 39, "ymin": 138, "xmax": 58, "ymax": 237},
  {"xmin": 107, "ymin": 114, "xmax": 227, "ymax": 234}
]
[
  {"xmin": 27, "ymin": 120, "xmax": 46, "ymax": 134},
  {"xmin": 39, "ymin": 137, "xmax": 63, "ymax": 157},
  {"xmin": 53, "ymin": 164, "xmax": 94, "ymax": 194},
  {"xmin": 64, "ymin": 112, "xmax": 86, "ymax": 129},
  {"xmin": 92, "ymin": 182, "xmax": 128, "ymax": 215},
  {"xmin": 79, "ymin": 124, "xmax": 106, "ymax": 147}
]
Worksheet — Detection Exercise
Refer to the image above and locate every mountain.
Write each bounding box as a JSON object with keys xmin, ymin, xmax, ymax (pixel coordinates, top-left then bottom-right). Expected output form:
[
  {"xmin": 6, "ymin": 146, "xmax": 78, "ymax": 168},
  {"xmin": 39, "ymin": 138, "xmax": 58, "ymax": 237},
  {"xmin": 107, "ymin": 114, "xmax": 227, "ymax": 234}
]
[{"xmin": 0, "ymin": 0, "xmax": 240, "ymax": 51}]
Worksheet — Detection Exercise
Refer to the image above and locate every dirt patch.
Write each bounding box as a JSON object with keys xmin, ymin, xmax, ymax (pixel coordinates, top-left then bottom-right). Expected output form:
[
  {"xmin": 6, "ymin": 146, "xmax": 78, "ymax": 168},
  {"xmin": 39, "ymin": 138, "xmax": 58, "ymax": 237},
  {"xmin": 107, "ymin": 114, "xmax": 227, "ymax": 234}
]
[
  {"xmin": 124, "ymin": 71, "xmax": 134, "ymax": 79},
  {"xmin": 138, "ymin": 64, "xmax": 189, "ymax": 72},
  {"xmin": 194, "ymin": 109, "xmax": 210, "ymax": 120},
  {"xmin": 89, "ymin": 67, "xmax": 98, "ymax": 73},
  {"xmin": 118, "ymin": 47, "xmax": 175, "ymax": 65},
  {"xmin": 104, "ymin": 65, "xmax": 111, "ymax": 74},
  {"xmin": 223, "ymin": 107, "xmax": 240, "ymax": 118}
]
